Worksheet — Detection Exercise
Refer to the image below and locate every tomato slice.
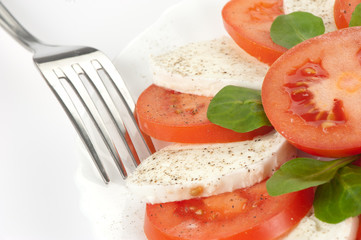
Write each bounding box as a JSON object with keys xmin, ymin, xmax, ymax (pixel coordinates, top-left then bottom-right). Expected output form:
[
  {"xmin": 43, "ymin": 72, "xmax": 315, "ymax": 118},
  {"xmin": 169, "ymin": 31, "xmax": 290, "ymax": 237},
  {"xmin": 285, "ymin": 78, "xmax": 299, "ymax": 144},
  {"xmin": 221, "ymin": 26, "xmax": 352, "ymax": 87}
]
[
  {"xmin": 334, "ymin": 0, "xmax": 361, "ymax": 29},
  {"xmin": 357, "ymin": 216, "xmax": 361, "ymax": 240},
  {"xmin": 144, "ymin": 181, "xmax": 314, "ymax": 240},
  {"xmin": 222, "ymin": 0, "xmax": 286, "ymax": 65},
  {"xmin": 262, "ymin": 27, "xmax": 361, "ymax": 157},
  {"xmin": 355, "ymin": 216, "xmax": 361, "ymax": 240},
  {"xmin": 136, "ymin": 84, "xmax": 272, "ymax": 143}
]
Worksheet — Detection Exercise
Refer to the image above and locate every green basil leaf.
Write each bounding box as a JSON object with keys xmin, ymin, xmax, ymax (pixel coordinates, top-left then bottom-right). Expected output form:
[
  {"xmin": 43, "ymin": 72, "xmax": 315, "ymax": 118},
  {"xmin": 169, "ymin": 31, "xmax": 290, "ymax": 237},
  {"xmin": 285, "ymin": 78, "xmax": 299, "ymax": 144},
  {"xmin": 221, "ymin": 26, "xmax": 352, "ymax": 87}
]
[
  {"xmin": 349, "ymin": 3, "xmax": 361, "ymax": 27},
  {"xmin": 207, "ymin": 85, "xmax": 271, "ymax": 133},
  {"xmin": 270, "ymin": 11, "xmax": 325, "ymax": 49},
  {"xmin": 266, "ymin": 156, "xmax": 358, "ymax": 196},
  {"xmin": 314, "ymin": 165, "xmax": 361, "ymax": 223}
]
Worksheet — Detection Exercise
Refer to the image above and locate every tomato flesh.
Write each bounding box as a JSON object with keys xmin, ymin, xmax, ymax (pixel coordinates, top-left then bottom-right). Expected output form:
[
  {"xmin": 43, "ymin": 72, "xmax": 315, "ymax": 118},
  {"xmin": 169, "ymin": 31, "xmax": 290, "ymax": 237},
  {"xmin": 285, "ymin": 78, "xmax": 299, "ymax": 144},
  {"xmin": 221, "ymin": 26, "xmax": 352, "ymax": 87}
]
[
  {"xmin": 222, "ymin": 0, "xmax": 286, "ymax": 65},
  {"xmin": 144, "ymin": 181, "xmax": 314, "ymax": 240},
  {"xmin": 283, "ymin": 61, "xmax": 347, "ymax": 128},
  {"xmin": 262, "ymin": 27, "xmax": 361, "ymax": 157},
  {"xmin": 136, "ymin": 84, "xmax": 272, "ymax": 143},
  {"xmin": 334, "ymin": 0, "xmax": 361, "ymax": 29}
]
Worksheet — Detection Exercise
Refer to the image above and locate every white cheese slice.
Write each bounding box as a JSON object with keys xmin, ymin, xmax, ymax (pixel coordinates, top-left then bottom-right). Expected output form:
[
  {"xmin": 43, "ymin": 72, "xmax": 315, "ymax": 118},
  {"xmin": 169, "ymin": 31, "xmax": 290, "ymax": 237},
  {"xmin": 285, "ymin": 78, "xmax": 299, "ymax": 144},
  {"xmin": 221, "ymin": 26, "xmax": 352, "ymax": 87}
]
[
  {"xmin": 126, "ymin": 131, "xmax": 296, "ymax": 204},
  {"xmin": 283, "ymin": 0, "xmax": 337, "ymax": 33},
  {"xmin": 282, "ymin": 209, "xmax": 359, "ymax": 240},
  {"xmin": 150, "ymin": 36, "xmax": 269, "ymax": 97}
]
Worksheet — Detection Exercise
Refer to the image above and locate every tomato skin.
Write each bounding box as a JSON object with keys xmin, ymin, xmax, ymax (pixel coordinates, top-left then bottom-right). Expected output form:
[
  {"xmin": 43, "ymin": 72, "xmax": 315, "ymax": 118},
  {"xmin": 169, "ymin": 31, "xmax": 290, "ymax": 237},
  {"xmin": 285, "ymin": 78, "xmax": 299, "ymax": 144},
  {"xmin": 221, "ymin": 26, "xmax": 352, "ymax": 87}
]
[
  {"xmin": 222, "ymin": 0, "xmax": 286, "ymax": 65},
  {"xmin": 357, "ymin": 216, "xmax": 361, "ymax": 240},
  {"xmin": 334, "ymin": 0, "xmax": 361, "ymax": 29},
  {"xmin": 144, "ymin": 181, "xmax": 314, "ymax": 240},
  {"xmin": 136, "ymin": 84, "xmax": 273, "ymax": 143},
  {"xmin": 262, "ymin": 27, "xmax": 361, "ymax": 157}
]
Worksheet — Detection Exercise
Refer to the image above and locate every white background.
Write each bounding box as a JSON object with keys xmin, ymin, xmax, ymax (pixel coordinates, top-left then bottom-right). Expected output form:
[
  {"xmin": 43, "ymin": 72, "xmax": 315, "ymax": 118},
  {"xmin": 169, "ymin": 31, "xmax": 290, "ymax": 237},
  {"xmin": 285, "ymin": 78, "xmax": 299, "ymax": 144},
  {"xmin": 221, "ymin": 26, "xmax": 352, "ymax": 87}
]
[{"xmin": 0, "ymin": 0, "xmax": 180, "ymax": 239}]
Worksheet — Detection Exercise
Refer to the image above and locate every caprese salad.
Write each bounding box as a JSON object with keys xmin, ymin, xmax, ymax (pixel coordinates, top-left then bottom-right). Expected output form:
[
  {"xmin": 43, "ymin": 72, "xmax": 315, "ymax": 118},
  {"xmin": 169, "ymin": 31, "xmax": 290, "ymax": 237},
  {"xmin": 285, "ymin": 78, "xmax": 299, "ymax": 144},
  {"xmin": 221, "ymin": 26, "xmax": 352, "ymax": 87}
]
[{"xmin": 125, "ymin": 0, "xmax": 361, "ymax": 239}]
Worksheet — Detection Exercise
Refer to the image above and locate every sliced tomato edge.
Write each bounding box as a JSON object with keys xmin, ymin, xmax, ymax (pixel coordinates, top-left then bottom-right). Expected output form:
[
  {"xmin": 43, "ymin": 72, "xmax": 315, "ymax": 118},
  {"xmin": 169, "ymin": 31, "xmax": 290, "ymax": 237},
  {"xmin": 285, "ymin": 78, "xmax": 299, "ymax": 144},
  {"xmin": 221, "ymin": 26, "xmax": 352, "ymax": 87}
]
[
  {"xmin": 334, "ymin": 0, "xmax": 349, "ymax": 29},
  {"xmin": 285, "ymin": 136, "xmax": 361, "ymax": 157},
  {"xmin": 144, "ymin": 187, "xmax": 314, "ymax": 240},
  {"xmin": 222, "ymin": 18, "xmax": 284, "ymax": 66},
  {"xmin": 221, "ymin": 0, "xmax": 287, "ymax": 66},
  {"xmin": 137, "ymin": 112, "xmax": 274, "ymax": 143},
  {"xmin": 228, "ymin": 187, "xmax": 314, "ymax": 240}
]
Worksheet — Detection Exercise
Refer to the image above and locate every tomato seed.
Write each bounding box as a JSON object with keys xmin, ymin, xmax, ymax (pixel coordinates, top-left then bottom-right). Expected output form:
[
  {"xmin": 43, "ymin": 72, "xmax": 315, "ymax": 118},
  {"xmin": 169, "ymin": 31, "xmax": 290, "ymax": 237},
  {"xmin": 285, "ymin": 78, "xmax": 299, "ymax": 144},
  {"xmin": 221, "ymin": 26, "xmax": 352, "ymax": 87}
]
[{"xmin": 190, "ymin": 186, "xmax": 204, "ymax": 196}]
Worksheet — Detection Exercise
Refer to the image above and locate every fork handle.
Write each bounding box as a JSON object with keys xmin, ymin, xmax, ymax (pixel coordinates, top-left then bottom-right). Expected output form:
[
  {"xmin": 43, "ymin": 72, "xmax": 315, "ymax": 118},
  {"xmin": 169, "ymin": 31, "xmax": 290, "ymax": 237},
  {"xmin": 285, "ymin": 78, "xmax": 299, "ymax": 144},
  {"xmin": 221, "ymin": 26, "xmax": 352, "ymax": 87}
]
[{"xmin": 0, "ymin": 2, "xmax": 42, "ymax": 51}]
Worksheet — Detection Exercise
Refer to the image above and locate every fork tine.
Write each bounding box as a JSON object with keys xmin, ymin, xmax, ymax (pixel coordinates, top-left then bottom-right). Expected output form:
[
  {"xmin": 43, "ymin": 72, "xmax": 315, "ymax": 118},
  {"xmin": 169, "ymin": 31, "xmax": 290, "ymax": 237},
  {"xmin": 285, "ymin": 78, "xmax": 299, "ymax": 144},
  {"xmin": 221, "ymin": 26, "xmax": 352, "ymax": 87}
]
[
  {"xmin": 38, "ymin": 67, "xmax": 111, "ymax": 183},
  {"xmin": 90, "ymin": 55, "xmax": 152, "ymax": 161},
  {"xmin": 75, "ymin": 61, "xmax": 139, "ymax": 169},
  {"xmin": 56, "ymin": 65, "xmax": 129, "ymax": 178}
]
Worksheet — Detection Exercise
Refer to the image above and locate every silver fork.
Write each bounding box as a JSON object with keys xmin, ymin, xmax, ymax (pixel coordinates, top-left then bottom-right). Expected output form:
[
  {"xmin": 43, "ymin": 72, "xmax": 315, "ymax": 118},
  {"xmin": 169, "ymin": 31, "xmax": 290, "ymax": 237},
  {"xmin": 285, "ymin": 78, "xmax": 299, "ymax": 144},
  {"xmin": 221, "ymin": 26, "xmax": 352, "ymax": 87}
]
[{"xmin": 0, "ymin": 2, "xmax": 151, "ymax": 183}]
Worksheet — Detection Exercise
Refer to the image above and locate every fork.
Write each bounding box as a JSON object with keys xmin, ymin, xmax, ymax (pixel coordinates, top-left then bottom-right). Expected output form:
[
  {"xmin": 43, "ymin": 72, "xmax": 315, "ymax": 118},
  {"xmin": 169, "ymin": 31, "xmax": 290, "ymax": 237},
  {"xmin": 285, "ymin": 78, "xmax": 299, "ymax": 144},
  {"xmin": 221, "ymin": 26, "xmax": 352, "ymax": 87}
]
[{"xmin": 0, "ymin": 2, "xmax": 151, "ymax": 183}]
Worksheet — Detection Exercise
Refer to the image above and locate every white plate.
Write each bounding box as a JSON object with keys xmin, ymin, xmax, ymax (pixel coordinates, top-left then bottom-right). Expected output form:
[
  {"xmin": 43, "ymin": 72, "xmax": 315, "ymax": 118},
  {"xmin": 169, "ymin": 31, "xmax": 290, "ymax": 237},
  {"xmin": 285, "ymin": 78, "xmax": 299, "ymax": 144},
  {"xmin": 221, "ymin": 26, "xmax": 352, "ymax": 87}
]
[{"xmin": 76, "ymin": 0, "xmax": 229, "ymax": 239}]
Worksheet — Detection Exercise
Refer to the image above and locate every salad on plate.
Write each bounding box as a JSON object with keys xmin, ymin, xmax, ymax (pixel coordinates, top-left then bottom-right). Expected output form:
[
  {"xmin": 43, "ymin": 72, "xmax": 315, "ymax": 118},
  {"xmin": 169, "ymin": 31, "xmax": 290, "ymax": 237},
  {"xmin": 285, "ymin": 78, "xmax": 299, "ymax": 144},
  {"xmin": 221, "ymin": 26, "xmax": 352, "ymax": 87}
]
[{"xmin": 77, "ymin": 0, "xmax": 361, "ymax": 239}]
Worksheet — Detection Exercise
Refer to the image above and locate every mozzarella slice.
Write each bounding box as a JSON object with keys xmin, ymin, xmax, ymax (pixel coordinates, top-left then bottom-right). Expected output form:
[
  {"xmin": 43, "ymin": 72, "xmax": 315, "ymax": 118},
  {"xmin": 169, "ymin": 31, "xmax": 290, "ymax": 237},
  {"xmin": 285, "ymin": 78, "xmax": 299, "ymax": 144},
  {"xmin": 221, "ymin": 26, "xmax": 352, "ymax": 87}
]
[
  {"xmin": 282, "ymin": 209, "xmax": 359, "ymax": 240},
  {"xmin": 150, "ymin": 36, "xmax": 269, "ymax": 97},
  {"xmin": 126, "ymin": 131, "xmax": 296, "ymax": 204},
  {"xmin": 283, "ymin": 0, "xmax": 337, "ymax": 33}
]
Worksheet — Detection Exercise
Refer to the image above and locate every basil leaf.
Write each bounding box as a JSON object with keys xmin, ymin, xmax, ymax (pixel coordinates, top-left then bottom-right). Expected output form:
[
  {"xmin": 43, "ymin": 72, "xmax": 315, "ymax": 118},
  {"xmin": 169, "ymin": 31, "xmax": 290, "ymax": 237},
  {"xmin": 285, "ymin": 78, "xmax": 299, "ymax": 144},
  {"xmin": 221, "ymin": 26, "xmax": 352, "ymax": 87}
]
[
  {"xmin": 349, "ymin": 3, "xmax": 361, "ymax": 27},
  {"xmin": 314, "ymin": 165, "xmax": 361, "ymax": 223},
  {"xmin": 270, "ymin": 11, "xmax": 325, "ymax": 49},
  {"xmin": 266, "ymin": 156, "xmax": 358, "ymax": 196},
  {"xmin": 207, "ymin": 86, "xmax": 271, "ymax": 133}
]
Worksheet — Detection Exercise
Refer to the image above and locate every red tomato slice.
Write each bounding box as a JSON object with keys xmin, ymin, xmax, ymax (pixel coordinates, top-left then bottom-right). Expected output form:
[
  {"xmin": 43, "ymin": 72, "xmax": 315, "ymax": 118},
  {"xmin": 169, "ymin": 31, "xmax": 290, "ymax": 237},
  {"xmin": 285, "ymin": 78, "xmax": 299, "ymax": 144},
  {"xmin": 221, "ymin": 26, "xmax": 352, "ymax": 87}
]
[
  {"xmin": 357, "ymin": 216, "xmax": 361, "ymax": 240},
  {"xmin": 222, "ymin": 0, "xmax": 286, "ymax": 65},
  {"xmin": 334, "ymin": 0, "xmax": 361, "ymax": 29},
  {"xmin": 136, "ymin": 84, "xmax": 272, "ymax": 143},
  {"xmin": 144, "ymin": 181, "xmax": 314, "ymax": 240},
  {"xmin": 262, "ymin": 27, "xmax": 361, "ymax": 157}
]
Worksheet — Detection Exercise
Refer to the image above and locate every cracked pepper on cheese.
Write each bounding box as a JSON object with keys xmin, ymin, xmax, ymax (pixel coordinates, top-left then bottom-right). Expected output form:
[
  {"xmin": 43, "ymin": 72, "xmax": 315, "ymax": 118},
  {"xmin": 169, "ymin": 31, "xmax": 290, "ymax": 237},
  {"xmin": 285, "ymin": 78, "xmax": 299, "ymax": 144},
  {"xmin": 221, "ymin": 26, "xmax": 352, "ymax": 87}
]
[
  {"xmin": 150, "ymin": 36, "xmax": 269, "ymax": 97},
  {"xmin": 126, "ymin": 131, "xmax": 296, "ymax": 204}
]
